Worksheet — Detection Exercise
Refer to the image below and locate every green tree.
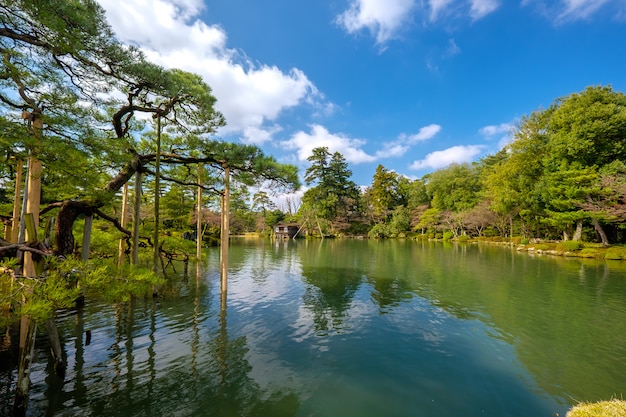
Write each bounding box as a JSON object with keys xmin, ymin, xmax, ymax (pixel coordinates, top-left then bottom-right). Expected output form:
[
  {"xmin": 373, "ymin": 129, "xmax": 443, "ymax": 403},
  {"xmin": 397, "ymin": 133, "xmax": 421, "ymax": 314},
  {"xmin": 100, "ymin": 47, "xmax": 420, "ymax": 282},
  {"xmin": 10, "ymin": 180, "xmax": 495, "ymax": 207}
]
[
  {"xmin": 483, "ymin": 112, "xmax": 551, "ymax": 237},
  {"xmin": 546, "ymin": 85, "xmax": 626, "ymax": 168},
  {"xmin": 301, "ymin": 147, "xmax": 360, "ymax": 231},
  {"xmin": 0, "ymin": 0, "xmax": 301, "ymax": 260},
  {"xmin": 426, "ymin": 163, "xmax": 482, "ymax": 213},
  {"xmin": 414, "ymin": 207, "xmax": 441, "ymax": 235},
  {"xmin": 367, "ymin": 165, "xmax": 402, "ymax": 221}
]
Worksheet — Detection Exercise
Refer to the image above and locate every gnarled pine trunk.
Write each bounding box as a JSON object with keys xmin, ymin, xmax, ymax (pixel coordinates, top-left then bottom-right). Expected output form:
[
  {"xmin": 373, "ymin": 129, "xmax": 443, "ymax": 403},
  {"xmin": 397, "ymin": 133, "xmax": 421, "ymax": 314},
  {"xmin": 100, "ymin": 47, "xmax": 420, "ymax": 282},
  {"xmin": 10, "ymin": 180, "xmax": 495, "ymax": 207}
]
[
  {"xmin": 53, "ymin": 154, "xmax": 143, "ymax": 257},
  {"xmin": 54, "ymin": 201, "xmax": 94, "ymax": 256}
]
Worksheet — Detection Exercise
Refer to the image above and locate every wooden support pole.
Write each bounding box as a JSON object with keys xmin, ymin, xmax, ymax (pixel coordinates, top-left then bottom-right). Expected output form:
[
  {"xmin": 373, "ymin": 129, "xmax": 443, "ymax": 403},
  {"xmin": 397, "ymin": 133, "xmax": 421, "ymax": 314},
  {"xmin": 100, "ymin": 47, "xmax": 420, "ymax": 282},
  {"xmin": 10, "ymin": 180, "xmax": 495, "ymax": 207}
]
[
  {"xmin": 131, "ymin": 171, "xmax": 142, "ymax": 265},
  {"xmin": 197, "ymin": 164, "xmax": 203, "ymax": 262},
  {"xmin": 13, "ymin": 319, "xmax": 36, "ymax": 415},
  {"xmin": 10, "ymin": 159, "xmax": 22, "ymax": 243},
  {"xmin": 46, "ymin": 316, "xmax": 66, "ymax": 378},
  {"xmin": 118, "ymin": 182, "xmax": 129, "ymax": 267},
  {"xmin": 14, "ymin": 112, "xmax": 43, "ymax": 416},
  {"xmin": 153, "ymin": 114, "xmax": 161, "ymax": 274},
  {"xmin": 196, "ymin": 165, "xmax": 203, "ymax": 282},
  {"xmin": 81, "ymin": 215, "xmax": 92, "ymax": 262},
  {"xmin": 220, "ymin": 166, "xmax": 230, "ymax": 297}
]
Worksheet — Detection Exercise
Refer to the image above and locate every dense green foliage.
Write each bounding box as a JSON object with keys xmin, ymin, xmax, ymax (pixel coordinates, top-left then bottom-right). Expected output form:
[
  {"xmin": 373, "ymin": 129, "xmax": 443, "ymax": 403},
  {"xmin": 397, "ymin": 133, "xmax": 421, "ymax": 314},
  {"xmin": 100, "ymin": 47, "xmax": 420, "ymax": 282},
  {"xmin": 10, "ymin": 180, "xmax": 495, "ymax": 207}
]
[
  {"xmin": 0, "ymin": 0, "xmax": 300, "ymax": 315},
  {"xmin": 295, "ymin": 86, "xmax": 625, "ymax": 247},
  {"xmin": 300, "ymin": 147, "xmax": 361, "ymax": 235}
]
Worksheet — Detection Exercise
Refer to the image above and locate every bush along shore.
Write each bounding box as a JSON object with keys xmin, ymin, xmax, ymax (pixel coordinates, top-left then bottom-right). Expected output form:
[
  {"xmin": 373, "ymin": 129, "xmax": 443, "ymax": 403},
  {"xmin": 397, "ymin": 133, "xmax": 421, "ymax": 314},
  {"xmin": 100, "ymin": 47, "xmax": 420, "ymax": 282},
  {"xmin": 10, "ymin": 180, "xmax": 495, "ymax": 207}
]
[
  {"xmin": 410, "ymin": 234, "xmax": 626, "ymax": 261},
  {"xmin": 566, "ymin": 399, "xmax": 626, "ymax": 417}
]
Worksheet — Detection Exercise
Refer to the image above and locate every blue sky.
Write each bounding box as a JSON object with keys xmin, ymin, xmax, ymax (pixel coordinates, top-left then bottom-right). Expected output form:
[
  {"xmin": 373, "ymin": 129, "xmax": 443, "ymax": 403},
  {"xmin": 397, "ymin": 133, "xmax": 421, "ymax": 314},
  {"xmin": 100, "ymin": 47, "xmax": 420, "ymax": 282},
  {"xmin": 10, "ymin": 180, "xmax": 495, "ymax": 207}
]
[{"xmin": 98, "ymin": 0, "xmax": 626, "ymax": 190}]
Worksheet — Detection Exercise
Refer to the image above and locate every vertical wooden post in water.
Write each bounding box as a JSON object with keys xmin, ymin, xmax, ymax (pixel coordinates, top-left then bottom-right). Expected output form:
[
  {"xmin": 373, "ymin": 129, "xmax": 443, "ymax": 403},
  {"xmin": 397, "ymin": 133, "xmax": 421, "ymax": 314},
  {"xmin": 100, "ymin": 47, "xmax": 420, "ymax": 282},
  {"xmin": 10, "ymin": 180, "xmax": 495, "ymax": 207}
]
[
  {"xmin": 15, "ymin": 111, "xmax": 43, "ymax": 416},
  {"xmin": 132, "ymin": 171, "xmax": 142, "ymax": 265},
  {"xmin": 220, "ymin": 166, "xmax": 230, "ymax": 297},
  {"xmin": 118, "ymin": 182, "xmax": 129, "ymax": 267},
  {"xmin": 10, "ymin": 158, "xmax": 22, "ymax": 243},
  {"xmin": 196, "ymin": 165, "xmax": 203, "ymax": 281},
  {"xmin": 81, "ymin": 215, "xmax": 92, "ymax": 262},
  {"xmin": 153, "ymin": 114, "xmax": 161, "ymax": 274}
]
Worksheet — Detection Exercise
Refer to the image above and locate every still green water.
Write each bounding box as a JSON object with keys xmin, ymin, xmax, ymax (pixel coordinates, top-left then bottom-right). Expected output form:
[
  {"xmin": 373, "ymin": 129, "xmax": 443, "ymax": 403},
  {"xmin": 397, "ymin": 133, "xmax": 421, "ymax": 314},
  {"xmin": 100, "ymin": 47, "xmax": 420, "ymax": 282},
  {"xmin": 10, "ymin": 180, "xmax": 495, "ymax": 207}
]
[{"xmin": 3, "ymin": 239, "xmax": 626, "ymax": 416}]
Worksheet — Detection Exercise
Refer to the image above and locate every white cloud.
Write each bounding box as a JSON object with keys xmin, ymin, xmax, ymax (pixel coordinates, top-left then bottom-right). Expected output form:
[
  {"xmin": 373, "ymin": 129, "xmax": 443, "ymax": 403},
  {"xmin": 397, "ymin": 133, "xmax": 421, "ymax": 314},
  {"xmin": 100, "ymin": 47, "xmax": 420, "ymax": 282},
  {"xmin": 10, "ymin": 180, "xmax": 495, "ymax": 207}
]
[
  {"xmin": 479, "ymin": 122, "xmax": 512, "ymax": 137},
  {"xmin": 429, "ymin": 0, "xmax": 499, "ymax": 23},
  {"xmin": 470, "ymin": 0, "xmax": 500, "ymax": 20},
  {"xmin": 97, "ymin": 0, "xmax": 321, "ymax": 144},
  {"xmin": 522, "ymin": 0, "xmax": 615, "ymax": 23},
  {"xmin": 429, "ymin": 0, "xmax": 454, "ymax": 21},
  {"xmin": 336, "ymin": 0, "xmax": 416, "ymax": 45},
  {"xmin": 479, "ymin": 122, "xmax": 515, "ymax": 149},
  {"xmin": 445, "ymin": 38, "xmax": 461, "ymax": 56},
  {"xmin": 404, "ymin": 124, "xmax": 442, "ymax": 143},
  {"xmin": 557, "ymin": 0, "xmax": 611, "ymax": 22},
  {"xmin": 375, "ymin": 124, "xmax": 441, "ymax": 158},
  {"xmin": 409, "ymin": 145, "xmax": 485, "ymax": 170},
  {"xmin": 375, "ymin": 143, "xmax": 410, "ymax": 159},
  {"xmin": 282, "ymin": 124, "xmax": 376, "ymax": 164}
]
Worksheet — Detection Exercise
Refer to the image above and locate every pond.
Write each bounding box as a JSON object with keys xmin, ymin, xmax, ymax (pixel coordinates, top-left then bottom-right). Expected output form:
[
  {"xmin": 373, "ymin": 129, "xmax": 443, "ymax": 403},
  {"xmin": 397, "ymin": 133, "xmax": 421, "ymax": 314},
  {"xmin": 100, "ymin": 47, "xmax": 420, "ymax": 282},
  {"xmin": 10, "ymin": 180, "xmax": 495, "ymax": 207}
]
[{"xmin": 2, "ymin": 239, "xmax": 626, "ymax": 416}]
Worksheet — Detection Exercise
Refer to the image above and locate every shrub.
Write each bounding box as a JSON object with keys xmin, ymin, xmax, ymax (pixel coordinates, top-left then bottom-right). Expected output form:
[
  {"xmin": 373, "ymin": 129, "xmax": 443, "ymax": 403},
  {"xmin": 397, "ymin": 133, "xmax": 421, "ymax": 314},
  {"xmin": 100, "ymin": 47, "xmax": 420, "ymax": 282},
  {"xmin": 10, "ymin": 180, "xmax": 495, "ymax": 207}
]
[
  {"xmin": 605, "ymin": 247, "xmax": 626, "ymax": 260},
  {"xmin": 443, "ymin": 232, "xmax": 453, "ymax": 241},
  {"xmin": 566, "ymin": 399, "xmax": 626, "ymax": 417},
  {"xmin": 556, "ymin": 240, "xmax": 582, "ymax": 252},
  {"xmin": 368, "ymin": 223, "xmax": 389, "ymax": 239},
  {"xmin": 533, "ymin": 244, "xmax": 550, "ymax": 251},
  {"xmin": 458, "ymin": 235, "xmax": 469, "ymax": 243},
  {"xmin": 483, "ymin": 227, "xmax": 499, "ymax": 237},
  {"xmin": 521, "ymin": 238, "xmax": 529, "ymax": 244},
  {"xmin": 580, "ymin": 248, "xmax": 599, "ymax": 258},
  {"xmin": 435, "ymin": 233, "xmax": 443, "ymax": 240}
]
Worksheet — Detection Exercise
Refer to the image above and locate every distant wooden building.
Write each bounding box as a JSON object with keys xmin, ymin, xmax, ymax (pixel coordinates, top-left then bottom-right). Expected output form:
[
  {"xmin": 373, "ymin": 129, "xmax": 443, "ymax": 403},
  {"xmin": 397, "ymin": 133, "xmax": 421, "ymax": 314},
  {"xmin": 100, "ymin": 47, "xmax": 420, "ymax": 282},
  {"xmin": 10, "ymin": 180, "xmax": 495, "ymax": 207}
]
[{"xmin": 274, "ymin": 223, "xmax": 300, "ymax": 239}]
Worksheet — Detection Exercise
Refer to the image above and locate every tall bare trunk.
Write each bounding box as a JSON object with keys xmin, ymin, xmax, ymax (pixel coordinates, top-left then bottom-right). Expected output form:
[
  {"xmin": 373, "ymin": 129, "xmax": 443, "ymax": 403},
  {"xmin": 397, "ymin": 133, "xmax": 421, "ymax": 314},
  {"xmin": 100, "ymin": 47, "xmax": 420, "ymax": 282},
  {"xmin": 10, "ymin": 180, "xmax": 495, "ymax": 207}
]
[
  {"xmin": 55, "ymin": 201, "xmax": 93, "ymax": 256},
  {"xmin": 81, "ymin": 215, "xmax": 93, "ymax": 262},
  {"xmin": 572, "ymin": 220, "xmax": 583, "ymax": 241},
  {"xmin": 220, "ymin": 166, "xmax": 230, "ymax": 296},
  {"xmin": 197, "ymin": 165, "xmax": 203, "ymax": 262},
  {"xmin": 132, "ymin": 171, "xmax": 142, "ymax": 265},
  {"xmin": 585, "ymin": 195, "xmax": 610, "ymax": 246},
  {"xmin": 153, "ymin": 114, "xmax": 161, "ymax": 273},
  {"xmin": 118, "ymin": 183, "xmax": 129, "ymax": 267},
  {"xmin": 15, "ymin": 113, "xmax": 42, "ymax": 417},
  {"xmin": 591, "ymin": 218, "xmax": 610, "ymax": 247},
  {"xmin": 10, "ymin": 159, "xmax": 23, "ymax": 243}
]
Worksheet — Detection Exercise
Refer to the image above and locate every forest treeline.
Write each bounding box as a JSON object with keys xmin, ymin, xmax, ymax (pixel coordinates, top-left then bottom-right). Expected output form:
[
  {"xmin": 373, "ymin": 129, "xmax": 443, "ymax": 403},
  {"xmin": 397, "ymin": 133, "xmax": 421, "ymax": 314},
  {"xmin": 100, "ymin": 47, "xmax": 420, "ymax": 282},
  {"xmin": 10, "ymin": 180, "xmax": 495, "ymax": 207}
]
[{"xmin": 283, "ymin": 85, "xmax": 626, "ymax": 248}]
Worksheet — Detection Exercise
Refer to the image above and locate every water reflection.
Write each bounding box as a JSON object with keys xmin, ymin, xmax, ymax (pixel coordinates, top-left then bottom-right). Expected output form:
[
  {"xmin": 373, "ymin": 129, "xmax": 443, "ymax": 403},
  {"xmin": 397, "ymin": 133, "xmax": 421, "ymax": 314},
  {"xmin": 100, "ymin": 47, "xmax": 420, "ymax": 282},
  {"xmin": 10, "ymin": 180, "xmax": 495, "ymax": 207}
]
[{"xmin": 2, "ymin": 240, "xmax": 626, "ymax": 416}]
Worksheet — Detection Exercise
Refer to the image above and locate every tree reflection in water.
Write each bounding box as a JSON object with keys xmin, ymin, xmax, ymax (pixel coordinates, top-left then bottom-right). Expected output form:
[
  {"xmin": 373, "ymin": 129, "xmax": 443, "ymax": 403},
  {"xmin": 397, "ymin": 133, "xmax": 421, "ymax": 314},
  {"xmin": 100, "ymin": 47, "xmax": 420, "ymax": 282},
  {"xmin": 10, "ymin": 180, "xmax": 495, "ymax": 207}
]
[{"xmin": 0, "ymin": 265, "xmax": 300, "ymax": 417}]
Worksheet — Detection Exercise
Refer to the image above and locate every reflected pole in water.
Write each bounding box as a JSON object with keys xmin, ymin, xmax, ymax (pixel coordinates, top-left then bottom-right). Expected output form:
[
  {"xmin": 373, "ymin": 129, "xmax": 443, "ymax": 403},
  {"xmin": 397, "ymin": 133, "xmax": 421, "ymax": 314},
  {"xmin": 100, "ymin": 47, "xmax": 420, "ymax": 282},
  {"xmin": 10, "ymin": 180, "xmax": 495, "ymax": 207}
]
[
  {"xmin": 73, "ymin": 307, "xmax": 87, "ymax": 405},
  {"xmin": 13, "ymin": 317, "xmax": 36, "ymax": 416},
  {"xmin": 218, "ymin": 290, "xmax": 228, "ymax": 391},
  {"xmin": 146, "ymin": 298, "xmax": 156, "ymax": 413},
  {"xmin": 112, "ymin": 304, "xmax": 123, "ymax": 392},
  {"xmin": 124, "ymin": 300, "xmax": 135, "ymax": 408},
  {"xmin": 191, "ymin": 280, "xmax": 201, "ymax": 376}
]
